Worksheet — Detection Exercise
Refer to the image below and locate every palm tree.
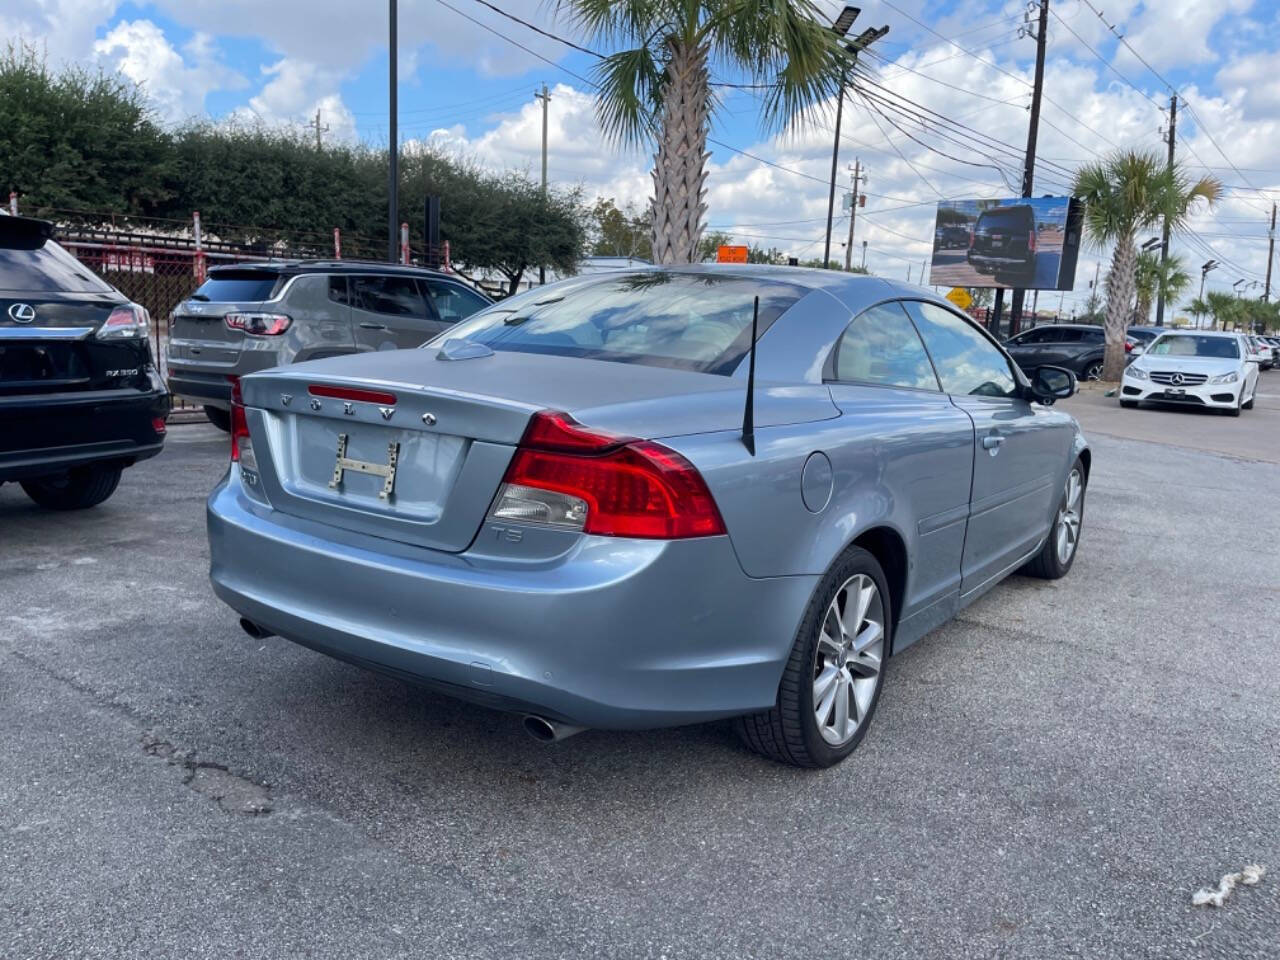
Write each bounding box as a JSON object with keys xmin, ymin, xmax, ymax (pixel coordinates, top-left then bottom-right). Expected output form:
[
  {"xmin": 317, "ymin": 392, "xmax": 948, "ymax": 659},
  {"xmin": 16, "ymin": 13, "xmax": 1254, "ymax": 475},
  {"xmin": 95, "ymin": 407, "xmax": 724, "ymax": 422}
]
[
  {"xmin": 1133, "ymin": 251, "xmax": 1192, "ymax": 324},
  {"xmin": 1205, "ymin": 290, "xmax": 1239, "ymax": 331},
  {"xmin": 557, "ymin": 1, "xmax": 850, "ymax": 264},
  {"xmin": 1072, "ymin": 151, "xmax": 1221, "ymax": 379},
  {"xmin": 1187, "ymin": 297, "xmax": 1211, "ymax": 329}
]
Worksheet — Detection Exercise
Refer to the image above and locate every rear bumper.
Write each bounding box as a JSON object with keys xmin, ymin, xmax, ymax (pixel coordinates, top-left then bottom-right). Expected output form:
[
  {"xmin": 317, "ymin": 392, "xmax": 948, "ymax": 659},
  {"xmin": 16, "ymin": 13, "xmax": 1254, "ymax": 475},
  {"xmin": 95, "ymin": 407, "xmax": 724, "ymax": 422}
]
[
  {"xmin": 0, "ymin": 376, "xmax": 169, "ymax": 481},
  {"xmin": 166, "ymin": 369, "xmax": 233, "ymax": 408},
  {"xmin": 967, "ymin": 252, "xmax": 1033, "ymax": 272},
  {"xmin": 207, "ymin": 469, "xmax": 817, "ymax": 729}
]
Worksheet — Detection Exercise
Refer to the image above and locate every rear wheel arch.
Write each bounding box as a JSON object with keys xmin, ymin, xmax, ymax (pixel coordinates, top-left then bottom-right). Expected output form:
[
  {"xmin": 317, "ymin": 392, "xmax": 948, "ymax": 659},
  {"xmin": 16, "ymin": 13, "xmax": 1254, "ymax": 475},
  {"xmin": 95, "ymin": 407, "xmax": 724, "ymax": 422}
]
[{"xmin": 849, "ymin": 526, "xmax": 907, "ymax": 652}]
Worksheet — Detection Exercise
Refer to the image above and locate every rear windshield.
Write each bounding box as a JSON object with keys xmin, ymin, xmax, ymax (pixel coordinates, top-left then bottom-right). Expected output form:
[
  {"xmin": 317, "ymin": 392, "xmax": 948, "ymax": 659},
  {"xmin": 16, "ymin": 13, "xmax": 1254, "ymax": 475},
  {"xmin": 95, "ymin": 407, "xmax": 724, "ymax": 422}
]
[
  {"xmin": 1147, "ymin": 335, "xmax": 1240, "ymax": 359},
  {"xmin": 441, "ymin": 272, "xmax": 807, "ymax": 375},
  {"xmin": 0, "ymin": 239, "xmax": 114, "ymax": 294},
  {"xmin": 192, "ymin": 271, "xmax": 283, "ymax": 303},
  {"xmin": 978, "ymin": 208, "xmax": 1032, "ymax": 229}
]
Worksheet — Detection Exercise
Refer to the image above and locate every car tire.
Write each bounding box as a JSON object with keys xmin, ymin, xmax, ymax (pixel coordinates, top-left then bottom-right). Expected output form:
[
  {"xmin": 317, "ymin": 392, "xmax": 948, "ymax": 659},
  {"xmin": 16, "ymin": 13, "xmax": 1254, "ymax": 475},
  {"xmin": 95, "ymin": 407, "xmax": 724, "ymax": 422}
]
[
  {"xmin": 735, "ymin": 546, "xmax": 890, "ymax": 768},
  {"xmin": 1081, "ymin": 361, "xmax": 1103, "ymax": 381},
  {"xmin": 20, "ymin": 463, "xmax": 123, "ymax": 511},
  {"xmin": 1226, "ymin": 394, "xmax": 1242, "ymax": 417},
  {"xmin": 204, "ymin": 405, "xmax": 232, "ymax": 432},
  {"xmin": 1119, "ymin": 399, "xmax": 1138, "ymax": 408},
  {"xmin": 1243, "ymin": 392, "xmax": 1255, "ymax": 410},
  {"xmin": 1021, "ymin": 459, "xmax": 1085, "ymax": 580}
]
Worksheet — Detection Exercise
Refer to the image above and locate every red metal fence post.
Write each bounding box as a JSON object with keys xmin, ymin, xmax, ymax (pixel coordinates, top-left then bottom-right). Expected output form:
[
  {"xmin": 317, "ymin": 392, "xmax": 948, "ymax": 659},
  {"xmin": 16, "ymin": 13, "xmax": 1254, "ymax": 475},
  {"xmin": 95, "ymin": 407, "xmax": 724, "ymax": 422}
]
[
  {"xmin": 399, "ymin": 222, "xmax": 409, "ymax": 265},
  {"xmin": 443, "ymin": 240, "xmax": 451, "ymax": 273},
  {"xmin": 333, "ymin": 228, "xmax": 342, "ymax": 259},
  {"xmin": 192, "ymin": 211, "xmax": 206, "ymax": 283},
  {"xmin": 7, "ymin": 193, "xmax": 16, "ymax": 216}
]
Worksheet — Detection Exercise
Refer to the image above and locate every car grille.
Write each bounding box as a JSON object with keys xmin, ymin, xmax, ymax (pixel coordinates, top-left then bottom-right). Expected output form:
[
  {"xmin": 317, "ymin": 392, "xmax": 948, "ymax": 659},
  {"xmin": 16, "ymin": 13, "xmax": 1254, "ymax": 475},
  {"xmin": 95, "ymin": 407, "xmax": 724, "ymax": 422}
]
[{"xmin": 1149, "ymin": 371, "xmax": 1207, "ymax": 385}]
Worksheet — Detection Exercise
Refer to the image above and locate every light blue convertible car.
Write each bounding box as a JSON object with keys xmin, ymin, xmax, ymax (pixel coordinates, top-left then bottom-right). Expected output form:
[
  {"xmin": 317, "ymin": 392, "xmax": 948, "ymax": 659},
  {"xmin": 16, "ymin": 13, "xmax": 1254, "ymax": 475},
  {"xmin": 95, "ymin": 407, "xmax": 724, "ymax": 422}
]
[{"xmin": 208, "ymin": 267, "xmax": 1089, "ymax": 767}]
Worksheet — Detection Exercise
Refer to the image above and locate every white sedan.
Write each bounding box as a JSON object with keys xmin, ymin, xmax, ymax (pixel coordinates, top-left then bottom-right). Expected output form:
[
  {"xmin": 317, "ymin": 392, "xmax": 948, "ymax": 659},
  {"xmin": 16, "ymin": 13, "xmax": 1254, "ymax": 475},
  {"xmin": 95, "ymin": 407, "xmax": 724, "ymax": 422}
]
[{"xmin": 1120, "ymin": 330, "xmax": 1259, "ymax": 416}]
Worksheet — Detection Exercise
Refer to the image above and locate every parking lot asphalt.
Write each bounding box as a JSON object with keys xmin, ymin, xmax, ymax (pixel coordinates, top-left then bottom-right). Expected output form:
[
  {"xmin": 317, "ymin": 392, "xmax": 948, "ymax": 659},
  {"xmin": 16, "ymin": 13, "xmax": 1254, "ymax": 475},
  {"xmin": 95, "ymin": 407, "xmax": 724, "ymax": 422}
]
[{"xmin": 2, "ymin": 408, "xmax": 1278, "ymax": 959}]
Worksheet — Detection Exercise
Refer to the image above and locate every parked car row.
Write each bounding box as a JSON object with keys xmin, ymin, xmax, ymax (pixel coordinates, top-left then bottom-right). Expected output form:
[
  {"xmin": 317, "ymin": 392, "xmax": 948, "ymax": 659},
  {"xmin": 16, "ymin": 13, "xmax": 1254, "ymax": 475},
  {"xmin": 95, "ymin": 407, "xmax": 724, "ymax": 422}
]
[{"xmin": 0, "ymin": 215, "xmax": 493, "ymax": 507}]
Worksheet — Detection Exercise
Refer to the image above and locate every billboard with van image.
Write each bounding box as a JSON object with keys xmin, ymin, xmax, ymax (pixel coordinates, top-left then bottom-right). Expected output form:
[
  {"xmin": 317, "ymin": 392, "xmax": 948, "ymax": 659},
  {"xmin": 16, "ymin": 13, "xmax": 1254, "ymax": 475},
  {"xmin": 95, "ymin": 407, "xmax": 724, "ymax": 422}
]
[{"xmin": 928, "ymin": 196, "xmax": 1082, "ymax": 291}]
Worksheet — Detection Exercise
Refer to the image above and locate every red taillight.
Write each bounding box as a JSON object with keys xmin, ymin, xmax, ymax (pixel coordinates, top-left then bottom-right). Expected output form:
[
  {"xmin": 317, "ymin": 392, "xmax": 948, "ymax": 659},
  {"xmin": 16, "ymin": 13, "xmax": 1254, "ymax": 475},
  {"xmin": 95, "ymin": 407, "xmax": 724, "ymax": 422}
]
[
  {"xmin": 151, "ymin": 417, "xmax": 167, "ymax": 436},
  {"xmin": 308, "ymin": 384, "xmax": 398, "ymax": 406},
  {"xmin": 968, "ymin": 229, "xmax": 975, "ymax": 249},
  {"xmin": 1124, "ymin": 341, "xmax": 1133, "ymax": 352},
  {"xmin": 229, "ymin": 376, "xmax": 249, "ymax": 462},
  {"xmin": 498, "ymin": 411, "xmax": 725, "ymax": 539},
  {"xmin": 1027, "ymin": 229, "xmax": 1036, "ymax": 254},
  {"xmin": 225, "ymin": 312, "xmax": 291, "ymax": 336}
]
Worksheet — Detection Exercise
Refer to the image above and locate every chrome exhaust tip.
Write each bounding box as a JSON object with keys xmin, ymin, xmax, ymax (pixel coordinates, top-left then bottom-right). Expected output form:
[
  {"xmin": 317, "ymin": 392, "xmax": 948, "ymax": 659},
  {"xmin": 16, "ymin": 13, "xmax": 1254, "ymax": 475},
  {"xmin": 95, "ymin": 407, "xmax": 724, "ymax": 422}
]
[
  {"xmin": 238, "ymin": 617, "xmax": 275, "ymax": 640},
  {"xmin": 522, "ymin": 714, "xmax": 586, "ymax": 743}
]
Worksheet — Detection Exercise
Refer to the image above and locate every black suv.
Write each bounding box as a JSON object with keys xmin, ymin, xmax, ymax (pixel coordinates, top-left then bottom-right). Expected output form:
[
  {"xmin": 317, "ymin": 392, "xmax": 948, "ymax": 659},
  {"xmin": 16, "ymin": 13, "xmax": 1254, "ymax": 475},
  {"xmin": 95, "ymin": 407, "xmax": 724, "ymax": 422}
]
[
  {"xmin": 1, "ymin": 216, "xmax": 168, "ymax": 509},
  {"xmin": 967, "ymin": 204, "xmax": 1037, "ymax": 285},
  {"xmin": 1004, "ymin": 323, "xmax": 1108, "ymax": 381},
  {"xmin": 167, "ymin": 261, "xmax": 491, "ymax": 429}
]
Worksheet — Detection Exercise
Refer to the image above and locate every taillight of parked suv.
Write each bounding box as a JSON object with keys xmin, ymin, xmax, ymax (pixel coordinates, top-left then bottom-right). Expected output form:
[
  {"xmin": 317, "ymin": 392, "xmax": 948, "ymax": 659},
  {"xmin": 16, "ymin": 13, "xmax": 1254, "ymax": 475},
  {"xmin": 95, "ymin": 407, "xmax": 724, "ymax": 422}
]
[
  {"xmin": 488, "ymin": 411, "xmax": 726, "ymax": 539},
  {"xmin": 225, "ymin": 312, "xmax": 292, "ymax": 336},
  {"xmin": 97, "ymin": 303, "xmax": 150, "ymax": 340}
]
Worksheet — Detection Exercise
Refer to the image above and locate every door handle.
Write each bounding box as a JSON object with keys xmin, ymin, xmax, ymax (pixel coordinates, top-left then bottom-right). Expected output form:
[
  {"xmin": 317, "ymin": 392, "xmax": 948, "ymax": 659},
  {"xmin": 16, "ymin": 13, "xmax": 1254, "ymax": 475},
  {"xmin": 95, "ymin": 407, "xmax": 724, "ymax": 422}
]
[
  {"xmin": 359, "ymin": 322, "xmax": 388, "ymax": 330},
  {"xmin": 982, "ymin": 434, "xmax": 1004, "ymax": 451}
]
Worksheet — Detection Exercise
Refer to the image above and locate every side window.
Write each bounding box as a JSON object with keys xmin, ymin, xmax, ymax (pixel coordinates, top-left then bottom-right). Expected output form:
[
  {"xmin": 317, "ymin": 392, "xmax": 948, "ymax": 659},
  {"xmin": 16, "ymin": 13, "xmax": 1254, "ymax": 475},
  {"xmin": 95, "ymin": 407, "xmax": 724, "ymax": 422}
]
[
  {"xmin": 328, "ymin": 275, "xmax": 348, "ymax": 305},
  {"xmin": 902, "ymin": 300, "xmax": 1019, "ymax": 399},
  {"xmin": 351, "ymin": 276, "xmax": 426, "ymax": 317},
  {"xmin": 423, "ymin": 279, "xmax": 489, "ymax": 324},
  {"xmin": 1056, "ymin": 328, "xmax": 1084, "ymax": 343},
  {"xmin": 1082, "ymin": 328, "xmax": 1104, "ymax": 343},
  {"xmin": 832, "ymin": 301, "xmax": 940, "ymax": 391},
  {"xmin": 1019, "ymin": 328, "xmax": 1055, "ymax": 344}
]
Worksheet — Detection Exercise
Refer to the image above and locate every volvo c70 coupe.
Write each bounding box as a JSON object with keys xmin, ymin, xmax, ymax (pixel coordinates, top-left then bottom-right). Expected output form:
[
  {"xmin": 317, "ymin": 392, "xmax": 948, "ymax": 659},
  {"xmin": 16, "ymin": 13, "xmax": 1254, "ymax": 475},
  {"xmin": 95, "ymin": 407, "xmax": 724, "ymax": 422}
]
[{"xmin": 207, "ymin": 268, "xmax": 1088, "ymax": 767}]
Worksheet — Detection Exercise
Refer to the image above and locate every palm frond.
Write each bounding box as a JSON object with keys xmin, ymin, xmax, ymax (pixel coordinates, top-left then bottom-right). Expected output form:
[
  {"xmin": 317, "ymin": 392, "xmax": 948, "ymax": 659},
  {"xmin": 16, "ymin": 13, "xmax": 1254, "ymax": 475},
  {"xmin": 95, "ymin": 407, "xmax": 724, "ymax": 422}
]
[{"xmin": 589, "ymin": 47, "xmax": 663, "ymax": 147}]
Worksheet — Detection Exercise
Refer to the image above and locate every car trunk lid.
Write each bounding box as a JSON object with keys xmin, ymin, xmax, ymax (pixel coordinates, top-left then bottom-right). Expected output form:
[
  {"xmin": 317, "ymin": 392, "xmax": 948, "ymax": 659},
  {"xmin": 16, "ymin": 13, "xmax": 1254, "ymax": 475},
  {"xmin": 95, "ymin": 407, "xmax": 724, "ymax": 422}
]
[
  {"xmin": 168, "ymin": 270, "xmax": 287, "ymax": 367},
  {"xmin": 239, "ymin": 347, "xmax": 821, "ymax": 553}
]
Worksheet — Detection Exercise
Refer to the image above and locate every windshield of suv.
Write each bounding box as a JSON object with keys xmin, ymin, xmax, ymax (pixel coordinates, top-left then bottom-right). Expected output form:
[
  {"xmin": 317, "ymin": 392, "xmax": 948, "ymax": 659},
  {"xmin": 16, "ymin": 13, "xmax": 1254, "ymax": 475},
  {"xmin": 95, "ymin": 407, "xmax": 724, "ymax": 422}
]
[
  {"xmin": 441, "ymin": 272, "xmax": 806, "ymax": 375},
  {"xmin": 1147, "ymin": 335, "xmax": 1240, "ymax": 359}
]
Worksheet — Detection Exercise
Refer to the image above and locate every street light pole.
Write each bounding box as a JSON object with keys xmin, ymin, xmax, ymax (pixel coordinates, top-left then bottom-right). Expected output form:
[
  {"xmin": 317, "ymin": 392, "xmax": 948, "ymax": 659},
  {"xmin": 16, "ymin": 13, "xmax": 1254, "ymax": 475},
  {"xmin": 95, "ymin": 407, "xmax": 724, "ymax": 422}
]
[{"xmin": 387, "ymin": 0, "xmax": 398, "ymax": 263}]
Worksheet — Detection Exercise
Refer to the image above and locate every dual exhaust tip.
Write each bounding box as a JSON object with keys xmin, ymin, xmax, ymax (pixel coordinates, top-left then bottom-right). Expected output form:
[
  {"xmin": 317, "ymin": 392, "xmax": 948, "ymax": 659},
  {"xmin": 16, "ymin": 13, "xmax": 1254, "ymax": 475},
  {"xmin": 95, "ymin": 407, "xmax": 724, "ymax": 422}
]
[{"xmin": 239, "ymin": 618, "xmax": 585, "ymax": 743}]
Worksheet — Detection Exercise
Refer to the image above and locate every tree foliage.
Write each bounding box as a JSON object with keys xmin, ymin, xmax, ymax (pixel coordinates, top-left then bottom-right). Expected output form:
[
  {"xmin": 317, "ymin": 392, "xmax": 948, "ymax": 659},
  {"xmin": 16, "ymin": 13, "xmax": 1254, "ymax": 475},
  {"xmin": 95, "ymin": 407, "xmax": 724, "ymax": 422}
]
[
  {"xmin": 589, "ymin": 198, "xmax": 653, "ymax": 260},
  {"xmin": 1, "ymin": 47, "xmax": 587, "ymax": 283}
]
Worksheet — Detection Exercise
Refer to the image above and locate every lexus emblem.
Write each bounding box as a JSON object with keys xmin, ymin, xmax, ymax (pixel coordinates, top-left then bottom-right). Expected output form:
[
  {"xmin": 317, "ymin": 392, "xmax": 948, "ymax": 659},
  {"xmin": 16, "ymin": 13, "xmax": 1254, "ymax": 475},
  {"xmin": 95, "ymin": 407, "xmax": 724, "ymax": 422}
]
[
  {"xmin": 280, "ymin": 394, "xmax": 292, "ymax": 406},
  {"xmin": 1170, "ymin": 372, "xmax": 1185, "ymax": 385},
  {"xmin": 8, "ymin": 303, "xmax": 36, "ymax": 323},
  {"xmin": 379, "ymin": 406, "xmax": 395, "ymax": 421}
]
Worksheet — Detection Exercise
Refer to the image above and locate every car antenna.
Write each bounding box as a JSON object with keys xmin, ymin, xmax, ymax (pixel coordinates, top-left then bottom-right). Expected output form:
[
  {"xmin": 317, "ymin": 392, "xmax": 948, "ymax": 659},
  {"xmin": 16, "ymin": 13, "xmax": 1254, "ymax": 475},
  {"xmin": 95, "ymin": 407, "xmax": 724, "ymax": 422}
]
[{"xmin": 741, "ymin": 295, "xmax": 758, "ymax": 456}]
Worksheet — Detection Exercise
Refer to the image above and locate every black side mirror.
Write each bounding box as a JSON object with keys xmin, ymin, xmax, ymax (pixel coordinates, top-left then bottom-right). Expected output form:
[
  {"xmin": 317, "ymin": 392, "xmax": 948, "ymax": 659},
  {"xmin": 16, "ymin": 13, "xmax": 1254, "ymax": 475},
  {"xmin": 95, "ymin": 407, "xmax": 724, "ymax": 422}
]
[{"xmin": 1030, "ymin": 365, "xmax": 1076, "ymax": 404}]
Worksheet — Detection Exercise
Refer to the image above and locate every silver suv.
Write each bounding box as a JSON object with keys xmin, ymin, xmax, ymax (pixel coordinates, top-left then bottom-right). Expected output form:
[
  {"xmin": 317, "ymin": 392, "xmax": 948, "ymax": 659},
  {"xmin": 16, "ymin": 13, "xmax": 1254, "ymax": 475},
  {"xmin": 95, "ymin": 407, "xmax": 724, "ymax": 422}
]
[{"xmin": 166, "ymin": 261, "xmax": 491, "ymax": 429}]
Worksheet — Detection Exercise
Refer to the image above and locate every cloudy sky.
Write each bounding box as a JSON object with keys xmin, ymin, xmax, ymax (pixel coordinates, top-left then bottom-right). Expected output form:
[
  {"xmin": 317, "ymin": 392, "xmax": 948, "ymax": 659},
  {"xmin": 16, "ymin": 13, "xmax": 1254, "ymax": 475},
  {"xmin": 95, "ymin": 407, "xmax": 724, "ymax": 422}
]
[{"xmin": 6, "ymin": 0, "xmax": 1279, "ymax": 314}]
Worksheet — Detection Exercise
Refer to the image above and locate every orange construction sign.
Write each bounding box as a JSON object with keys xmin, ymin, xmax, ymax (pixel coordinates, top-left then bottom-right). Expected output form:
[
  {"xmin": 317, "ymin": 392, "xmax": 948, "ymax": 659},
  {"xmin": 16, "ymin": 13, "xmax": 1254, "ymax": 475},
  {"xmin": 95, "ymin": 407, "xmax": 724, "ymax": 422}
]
[{"xmin": 717, "ymin": 244, "xmax": 749, "ymax": 264}]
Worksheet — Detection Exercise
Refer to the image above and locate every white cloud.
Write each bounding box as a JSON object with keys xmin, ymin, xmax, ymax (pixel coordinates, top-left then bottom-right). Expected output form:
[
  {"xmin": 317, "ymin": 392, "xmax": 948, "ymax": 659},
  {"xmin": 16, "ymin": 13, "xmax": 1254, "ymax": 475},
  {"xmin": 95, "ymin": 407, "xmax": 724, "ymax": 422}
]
[
  {"xmin": 92, "ymin": 20, "xmax": 243, "ymax": 123},
  {"xmin": 0, "ymin": 0, "xmax": 119, "ymax": 64},
  {"xmin": 231, "ymin": 59, "xmax": 357, "ymax": 143}
]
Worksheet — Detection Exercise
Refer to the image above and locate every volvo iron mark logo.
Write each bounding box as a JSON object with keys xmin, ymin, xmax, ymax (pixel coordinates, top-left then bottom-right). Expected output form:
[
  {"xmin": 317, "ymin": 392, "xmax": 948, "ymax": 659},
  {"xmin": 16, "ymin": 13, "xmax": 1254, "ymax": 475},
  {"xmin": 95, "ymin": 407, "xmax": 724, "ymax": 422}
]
[{"xmin": 8, "ymin": 303, "xmax": 36, "ymax": 323}]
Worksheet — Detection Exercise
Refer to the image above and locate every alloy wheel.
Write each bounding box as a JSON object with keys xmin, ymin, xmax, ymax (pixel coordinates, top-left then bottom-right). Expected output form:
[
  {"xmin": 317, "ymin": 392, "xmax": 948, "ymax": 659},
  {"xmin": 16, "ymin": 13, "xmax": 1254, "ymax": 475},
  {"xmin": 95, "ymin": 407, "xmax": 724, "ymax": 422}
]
[
  {"xmin": 1055, "ymin": 468, "xmax": 1083, "ymax": 565},
  {"xmin": 1083, "ymin": 362, "xmax": 1103, "ymax": 381},
  {"xmin": 813, "ymin": 574, "xmax": 885, "ymax": 746}
]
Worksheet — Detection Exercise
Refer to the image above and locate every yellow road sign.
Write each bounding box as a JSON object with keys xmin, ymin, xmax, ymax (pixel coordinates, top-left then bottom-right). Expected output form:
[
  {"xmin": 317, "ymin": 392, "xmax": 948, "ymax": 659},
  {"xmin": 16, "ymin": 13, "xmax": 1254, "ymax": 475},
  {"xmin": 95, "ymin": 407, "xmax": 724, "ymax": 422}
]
[{"xmin": 946, "ymin": 287, "xmax": 974, "ymax": 310}]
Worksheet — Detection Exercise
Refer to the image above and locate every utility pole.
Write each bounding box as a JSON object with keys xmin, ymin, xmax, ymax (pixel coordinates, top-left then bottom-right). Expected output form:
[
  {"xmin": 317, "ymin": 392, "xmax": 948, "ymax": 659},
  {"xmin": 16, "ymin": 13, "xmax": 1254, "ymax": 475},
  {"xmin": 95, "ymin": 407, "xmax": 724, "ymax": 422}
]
[
  {"xmin": 844, "ymin": 159, "xmax": 862, "ymax": 271},
  {"xmin": 311, "ymin": 109, "xmax": 329, "ymax": 151},
  {"xmin": 387, "ymin": 0, "xmax": 399, "ymax": 263},
  {"xmin": 1155, "ymin": 93, "xmax": 1177, "ymax": 325},
  {"xmin": 823, "ymin": 8, "xmax": 889, "ymax": 269},
  {"xmin": 536, "ymin": 83, "xmax": 551, "ymax": 285},
  {"xmin": 1265, "ymin": 202, "xmax": 1276, "ymax": 302},
  {"xmin": 860, "ymin": 240, "xmax": 867, "ymax": 270},
  {"xmin": 1007, "ymin": 0, "xmax": 1049, "ymax": 338}
]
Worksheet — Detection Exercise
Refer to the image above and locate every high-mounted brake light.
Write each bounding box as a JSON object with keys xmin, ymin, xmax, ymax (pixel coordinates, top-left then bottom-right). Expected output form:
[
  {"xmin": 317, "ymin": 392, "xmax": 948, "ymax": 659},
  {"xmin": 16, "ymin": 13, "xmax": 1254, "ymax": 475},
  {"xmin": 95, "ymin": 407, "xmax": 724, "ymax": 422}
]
[
  {"xmin": 229, "ymin": 376, "xmax": 250, "ymax": 463},
  {"xmin": 489, "ymin": 411, "xmax": 726, "ymax": 540},
  {"xmin": 307, "ymin": 384, "xmax": 398, "ymax": 406}
]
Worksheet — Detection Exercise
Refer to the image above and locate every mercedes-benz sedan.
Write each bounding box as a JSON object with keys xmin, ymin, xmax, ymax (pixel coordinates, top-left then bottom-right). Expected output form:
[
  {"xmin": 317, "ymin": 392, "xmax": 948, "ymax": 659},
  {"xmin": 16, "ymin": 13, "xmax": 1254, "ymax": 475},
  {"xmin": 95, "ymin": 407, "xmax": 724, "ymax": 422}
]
[
  {"xmin": 207, "ymin": 268, "xmax": 1089, "ymax": 767},
  {"xmin": 1120, "ymin": 330, "xmax": 1259, "ymax": 415}
]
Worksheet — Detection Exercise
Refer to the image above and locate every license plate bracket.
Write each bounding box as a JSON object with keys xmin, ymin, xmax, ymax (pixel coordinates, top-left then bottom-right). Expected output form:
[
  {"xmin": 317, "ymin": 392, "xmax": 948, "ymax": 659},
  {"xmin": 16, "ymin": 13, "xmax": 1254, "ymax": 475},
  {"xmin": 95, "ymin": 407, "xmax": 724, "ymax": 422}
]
[
  {"xmin": 1164, "ymin": 388, "xmax": 1186, "ymax": 398},
  {"xmin": 328, "ymin": 433, "xmax": 400, "ymax": 500}
]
